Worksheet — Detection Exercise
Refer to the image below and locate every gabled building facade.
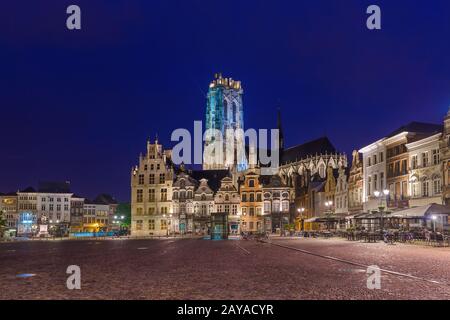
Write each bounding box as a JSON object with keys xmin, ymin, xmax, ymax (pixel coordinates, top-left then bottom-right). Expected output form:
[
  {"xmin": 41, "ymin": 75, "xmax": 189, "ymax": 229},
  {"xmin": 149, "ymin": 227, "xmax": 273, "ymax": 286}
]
[
  {"xmin": 334, "ymin": 166, "xmax": 349, "ymax": 217},
  {"xmin": 347, "ymin": 150, "xmax": 364, "ymax": 215},
  {"xmin": 262, "ymin": 175, "xmax": 292, "ymax": 233},
  {"xmin": 131, "ymin": 139, "xmax": 174, "ymax": 237},
  {"xmin": 193, "ymin": 178, "xmax": 215, "ymax": 235},
  {"xmin": 240, "ymin": 171, "xmax": 263, "ymax": 232},
  {"xmin": 172, "ymin": 168, "xmax": 197, "ymax": 234},
  {"xmin": 214, "ymin": 177, "xmax": 241, "ymax": 234}
]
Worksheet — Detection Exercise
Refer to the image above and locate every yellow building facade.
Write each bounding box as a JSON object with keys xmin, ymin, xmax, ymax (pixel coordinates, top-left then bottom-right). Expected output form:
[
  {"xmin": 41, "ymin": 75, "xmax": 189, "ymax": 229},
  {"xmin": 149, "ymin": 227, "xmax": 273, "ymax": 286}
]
[{"xmin": 240, "ymin": 172, "xmax": 263, "ymax": 233}]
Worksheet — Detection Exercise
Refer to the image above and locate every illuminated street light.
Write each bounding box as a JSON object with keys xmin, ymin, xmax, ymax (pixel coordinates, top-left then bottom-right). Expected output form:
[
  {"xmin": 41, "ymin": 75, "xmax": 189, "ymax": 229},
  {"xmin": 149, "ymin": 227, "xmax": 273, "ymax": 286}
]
[
  {"xmin": 297, "ymin": 208, "xmax": 305, "ymax": 231},
  {"xmin": 324, "ymin": 202, "xmax": 334, "ymax": 230},
  {"xmin": 374, "ymin": 191, "xmax": 380, "ymax": 197},
  {"xmin": 431, "ymin": 215, "xmax": 437, "ymax": 232}
]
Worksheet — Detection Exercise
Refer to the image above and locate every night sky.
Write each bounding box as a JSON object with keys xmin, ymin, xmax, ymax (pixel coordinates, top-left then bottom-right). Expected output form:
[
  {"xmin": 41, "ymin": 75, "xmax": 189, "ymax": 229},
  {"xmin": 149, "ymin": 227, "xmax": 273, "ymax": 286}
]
[{"xmin": 1, "ymin": 0, "xmax": 450, "ymax": 202}]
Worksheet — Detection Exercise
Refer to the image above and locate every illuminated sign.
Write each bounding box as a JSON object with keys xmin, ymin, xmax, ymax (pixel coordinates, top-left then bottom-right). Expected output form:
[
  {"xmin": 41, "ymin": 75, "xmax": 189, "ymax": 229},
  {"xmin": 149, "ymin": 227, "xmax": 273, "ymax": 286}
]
[{"xmin": 2, "ymin": 198, "xmax": 15, "ymax": 205}]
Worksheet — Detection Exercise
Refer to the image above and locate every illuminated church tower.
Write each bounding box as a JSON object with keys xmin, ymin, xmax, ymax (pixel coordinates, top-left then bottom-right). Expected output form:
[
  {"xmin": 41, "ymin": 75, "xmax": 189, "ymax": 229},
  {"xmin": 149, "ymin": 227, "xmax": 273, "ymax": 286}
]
[{"xmin": 203, "ymin": 73, "xmax": 248, "ymax": 171}]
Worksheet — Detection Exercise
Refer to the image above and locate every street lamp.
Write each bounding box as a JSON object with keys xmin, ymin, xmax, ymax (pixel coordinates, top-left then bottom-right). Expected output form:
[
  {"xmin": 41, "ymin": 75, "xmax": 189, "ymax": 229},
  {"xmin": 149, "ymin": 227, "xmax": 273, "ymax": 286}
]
[
  {"xmin": 374, "ymin": 189, "xmax": 389, "ymax": 231},
  {"xmin": 163, "ymin": 213, "xmax": 168, "ymax": 237},
  {"xmin": 431, "ymin": 215, "xmax": 437, "ymax": 233},
  {"xmin": 324, "ymin": 201, "xmax": 333, "ymax": 230},
  {"xmin": 297, "ymin": 207, "xmax": 305, "ymax": 231}
]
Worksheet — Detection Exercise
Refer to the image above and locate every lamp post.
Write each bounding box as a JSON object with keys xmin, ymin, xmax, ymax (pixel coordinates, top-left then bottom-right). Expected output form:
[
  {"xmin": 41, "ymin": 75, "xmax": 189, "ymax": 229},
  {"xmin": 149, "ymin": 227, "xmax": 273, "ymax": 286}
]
[
  {"xmin": 297, "ymin": 207, "xmax": 305, "ymax": 231},
  {"xmin": 324, "ymin": 201, "xmax": 333, "ymax": 230},
  {"xmin": 112, "ymin": 215, "xmax": 125, "ymax": 234},
  {"xmin": 374, "ymin": 189, "xmax": 390, "ymax": 231},
  {"xmin": 431, "ymin": 215, "xmax": 437, "ymax": 233},
  {"xmin": 163, "ymin": 213, "xmax": 168, "ymax": 237}
]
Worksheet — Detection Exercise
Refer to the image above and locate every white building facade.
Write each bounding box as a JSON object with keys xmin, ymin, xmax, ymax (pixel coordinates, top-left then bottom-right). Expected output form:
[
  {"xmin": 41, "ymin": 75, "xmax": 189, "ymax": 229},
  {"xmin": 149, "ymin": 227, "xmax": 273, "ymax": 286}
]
[
  {"xmin": 359, "ymin": 139, "xmax": 387, "ymax": 212},
  {"xmin": 407, "ymin": 133, "xmax": 442, "ymax": 207}
]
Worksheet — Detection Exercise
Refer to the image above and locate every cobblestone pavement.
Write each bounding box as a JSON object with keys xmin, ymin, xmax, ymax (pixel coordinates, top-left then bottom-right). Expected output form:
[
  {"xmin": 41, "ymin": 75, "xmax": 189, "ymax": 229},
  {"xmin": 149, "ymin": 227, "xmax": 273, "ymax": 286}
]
[{"xmin": 0, "ymin": 237, "xmax": 449, "ymax": 300}]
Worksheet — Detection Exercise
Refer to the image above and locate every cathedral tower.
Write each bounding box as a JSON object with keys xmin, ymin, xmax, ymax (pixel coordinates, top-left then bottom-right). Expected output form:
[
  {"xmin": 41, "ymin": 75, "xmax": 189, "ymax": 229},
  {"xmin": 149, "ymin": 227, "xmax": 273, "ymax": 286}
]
[{"xmin": 203, "ymin": 73, "xmax": 248, "ymax": 171}]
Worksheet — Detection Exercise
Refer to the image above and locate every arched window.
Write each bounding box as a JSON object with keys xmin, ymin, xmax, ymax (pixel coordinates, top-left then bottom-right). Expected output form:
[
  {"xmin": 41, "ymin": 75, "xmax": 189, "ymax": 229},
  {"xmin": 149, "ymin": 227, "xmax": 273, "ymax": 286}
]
[
  {"xmin": 319, "ymin": 164, "xmax": 326, "ymax": 178},
  {"xmin": 225, "ymin": 194, "xmax": 229, "ymax": 201}
]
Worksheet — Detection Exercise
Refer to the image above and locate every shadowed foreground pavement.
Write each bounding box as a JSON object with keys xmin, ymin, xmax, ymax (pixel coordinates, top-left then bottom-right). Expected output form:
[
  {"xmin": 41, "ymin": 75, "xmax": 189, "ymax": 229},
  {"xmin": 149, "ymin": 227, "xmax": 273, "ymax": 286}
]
[{"xmin": 1, "ymin": 237, "xmax": 449, "ymax": 300}]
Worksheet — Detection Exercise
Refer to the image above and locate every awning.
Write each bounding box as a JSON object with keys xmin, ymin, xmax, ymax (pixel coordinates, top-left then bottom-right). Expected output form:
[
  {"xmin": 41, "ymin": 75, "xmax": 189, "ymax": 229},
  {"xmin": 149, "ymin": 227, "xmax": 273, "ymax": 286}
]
[
  {"xmin": 391, "ymin": 203, "xmax": 450, "ymax": 218},
  {"xmin": 305, "ymin": 216, "xmax": 341, "ymax": 223},
  {"xmin": 345, "ymin": 212, "xmax": 366, "ymax": 219}
]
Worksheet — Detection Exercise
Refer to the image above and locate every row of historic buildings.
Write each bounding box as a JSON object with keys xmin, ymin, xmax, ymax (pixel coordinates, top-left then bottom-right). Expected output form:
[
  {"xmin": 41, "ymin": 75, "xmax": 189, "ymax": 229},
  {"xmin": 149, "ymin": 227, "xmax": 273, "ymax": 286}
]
[
  {"xmin": 0, "ymin": 181, "xmax": 120, "ymax": 238},
  {"xmin": 359, "ymin": 121, "xmax": 443, "ymax": 212},
  {"xmin": 131, "ymin": 138, "xmax": 297, "ymax": 236},
  {"xmin": 130, "ymin": 74, "xmax": 450, "ymax": 236}
]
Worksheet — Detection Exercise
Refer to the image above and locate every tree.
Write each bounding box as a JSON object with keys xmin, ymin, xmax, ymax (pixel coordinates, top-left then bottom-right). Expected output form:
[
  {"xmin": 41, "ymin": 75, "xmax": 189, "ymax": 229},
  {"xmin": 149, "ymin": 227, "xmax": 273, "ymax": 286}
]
[
  {"xmin": 0, "ymin": 210, "xmax": 7, "ymax": 238},
  {"xmin": 116, "ymin": 203, "xmax": 131, "ymax": 228}
]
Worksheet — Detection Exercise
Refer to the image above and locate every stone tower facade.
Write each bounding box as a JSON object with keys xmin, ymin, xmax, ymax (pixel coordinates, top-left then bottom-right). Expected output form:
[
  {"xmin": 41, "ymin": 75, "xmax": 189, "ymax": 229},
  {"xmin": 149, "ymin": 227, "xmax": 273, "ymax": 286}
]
[{"xmin": 203, "ymin": 73, "xmax": 247, "ymax": 172}]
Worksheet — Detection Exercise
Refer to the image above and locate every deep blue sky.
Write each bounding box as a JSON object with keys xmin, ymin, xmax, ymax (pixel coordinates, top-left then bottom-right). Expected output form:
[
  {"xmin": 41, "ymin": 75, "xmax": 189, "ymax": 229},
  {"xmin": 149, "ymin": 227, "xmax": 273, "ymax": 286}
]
[{"xmin": 1, "ymin": 0, "xmax": 449, "ymax": 201}]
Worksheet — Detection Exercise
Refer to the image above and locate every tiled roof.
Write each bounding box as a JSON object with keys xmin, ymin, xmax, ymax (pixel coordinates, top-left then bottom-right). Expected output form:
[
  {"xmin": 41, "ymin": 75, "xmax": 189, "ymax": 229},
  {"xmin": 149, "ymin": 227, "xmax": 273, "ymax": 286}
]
[
  {"xmin": 19, "ymin": 187, "xmax": 36, "ymax": 193},
  {"xmin": 38, "ymin": 181, "xmax": 71, "ymax": 193},
  {"xmin": 190, "ymin": 169, "xmax": 231, "ymax": 192},
  {"xmin": 93, "ymin": 194, "xmax": 118, "ymax": 205},
  {"xmin": 386, "ymin": 122, "xmax": 442, "ymax": 138},
  {"xmin": 281, "ymin": 137, "xmax": 337, "ymax": 164},
  {"xmin": 261, "ymin": 175, "xmax": 287, "ymax": 188}
]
